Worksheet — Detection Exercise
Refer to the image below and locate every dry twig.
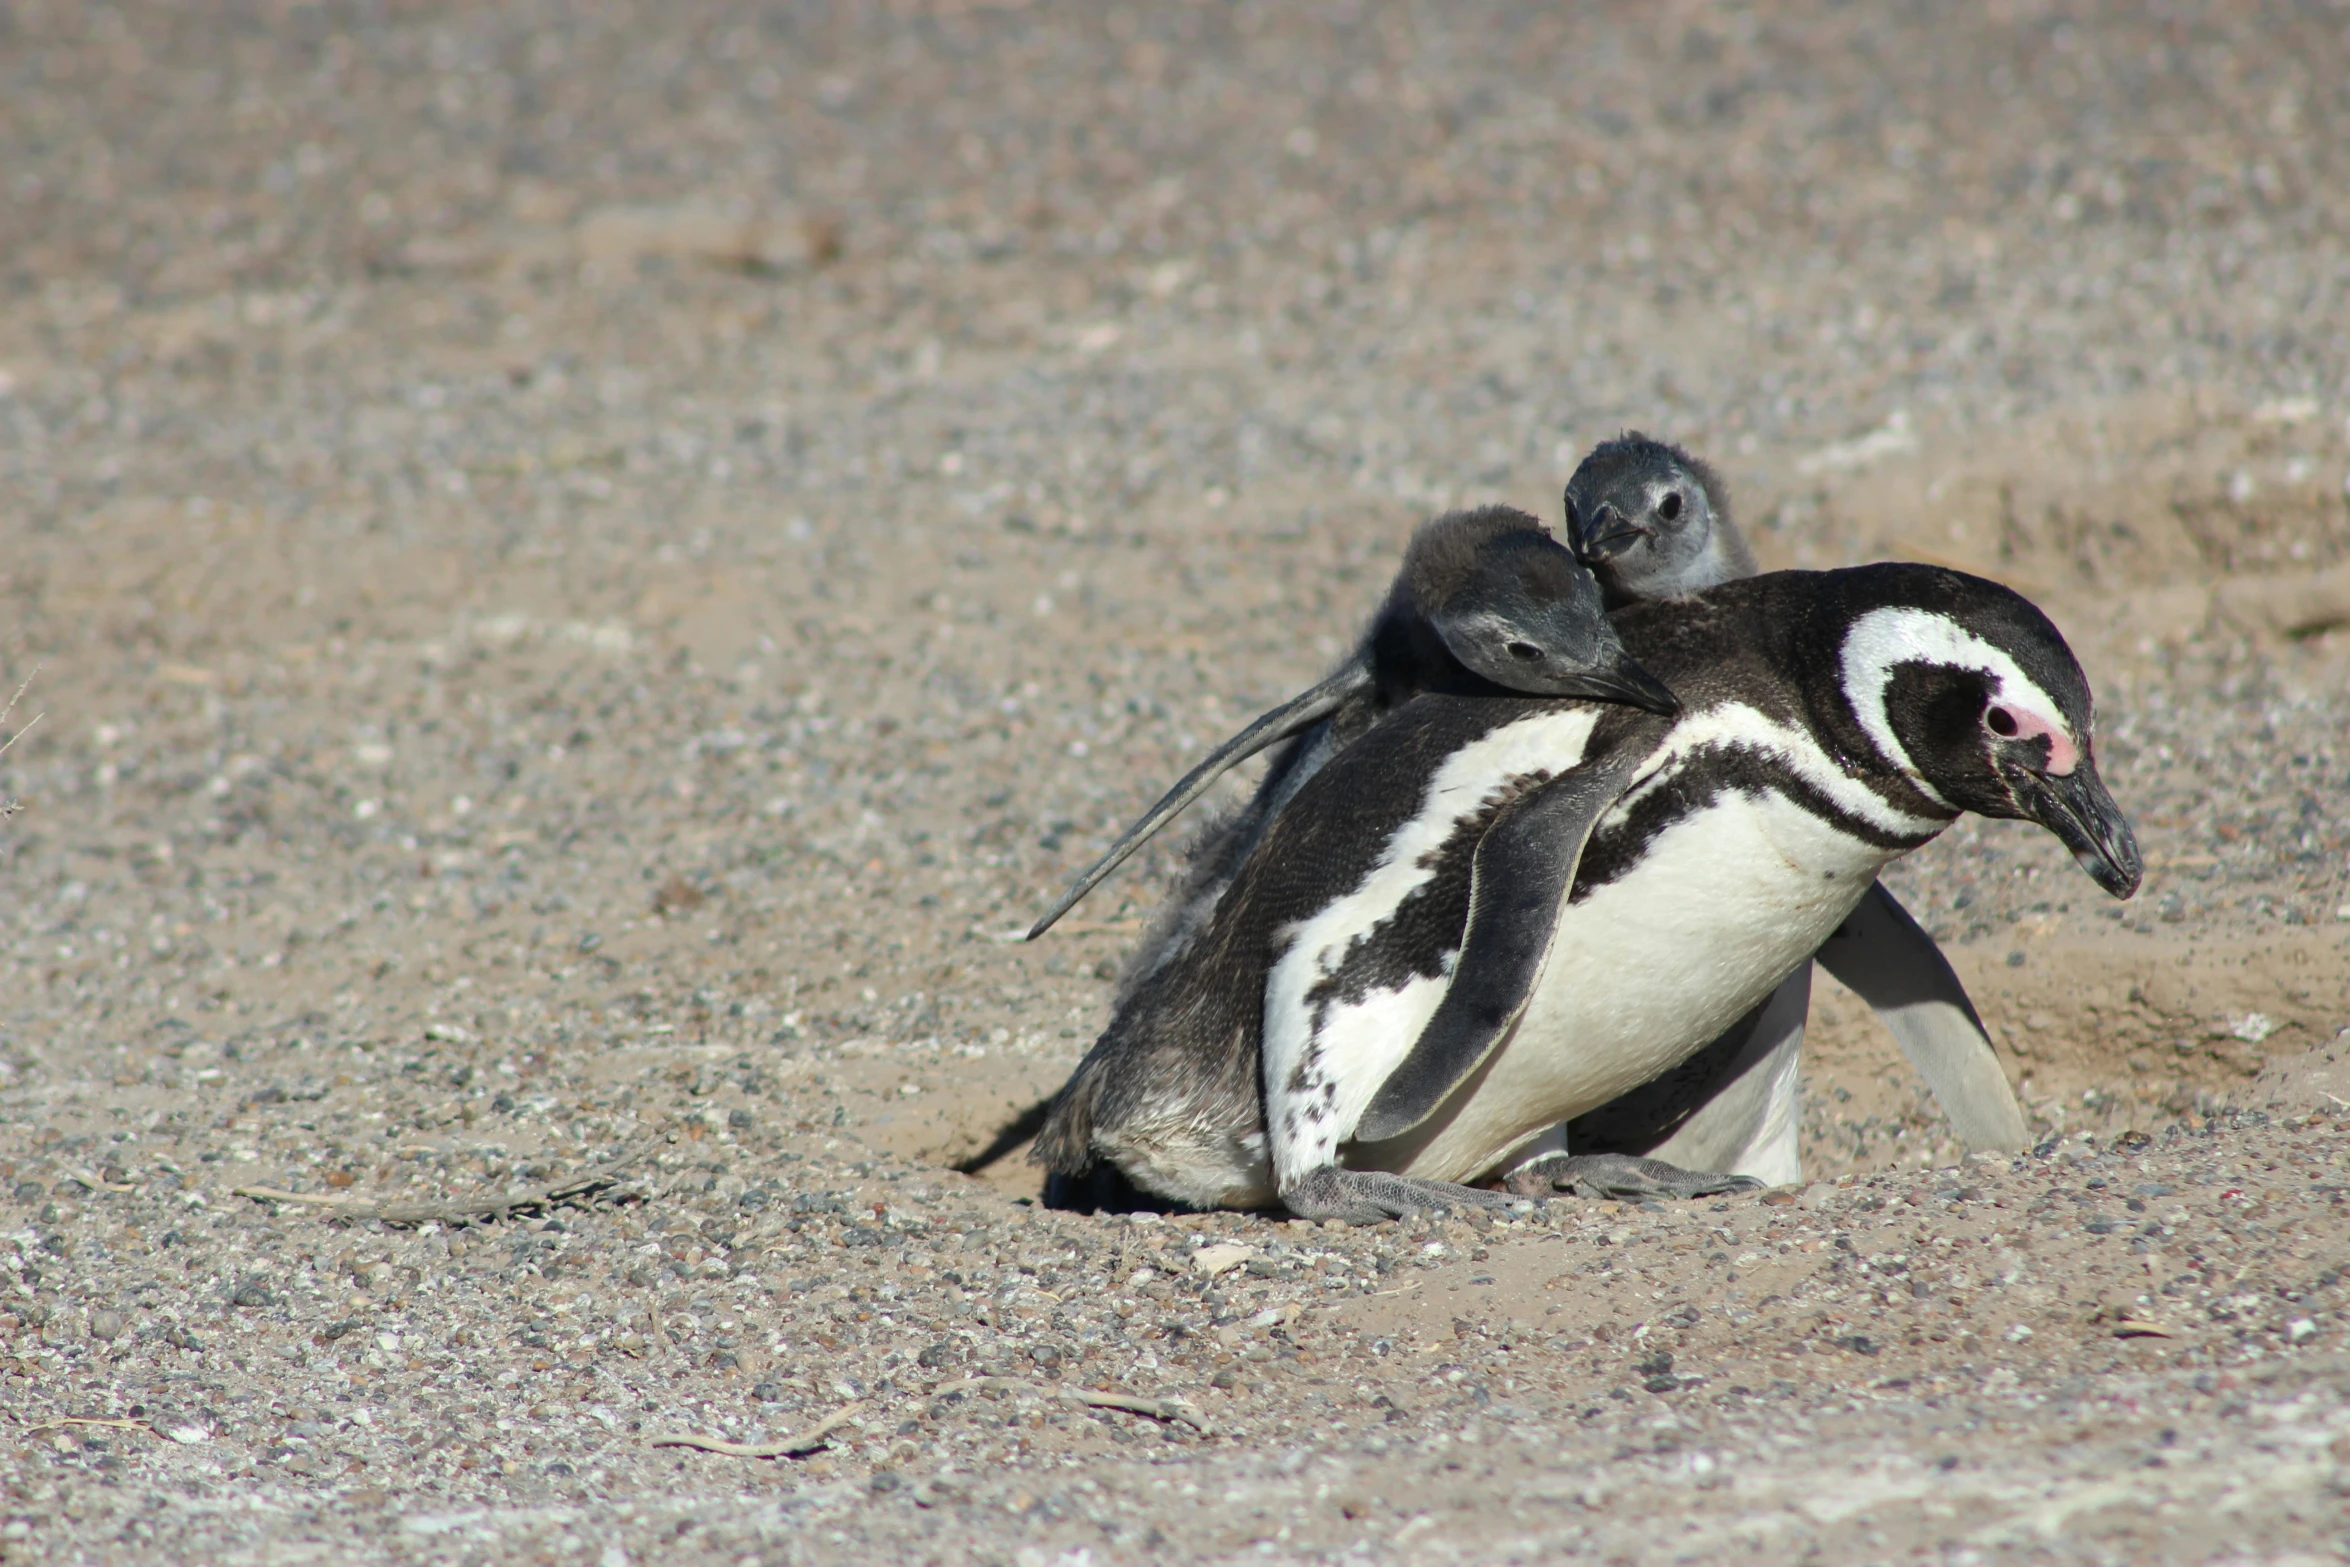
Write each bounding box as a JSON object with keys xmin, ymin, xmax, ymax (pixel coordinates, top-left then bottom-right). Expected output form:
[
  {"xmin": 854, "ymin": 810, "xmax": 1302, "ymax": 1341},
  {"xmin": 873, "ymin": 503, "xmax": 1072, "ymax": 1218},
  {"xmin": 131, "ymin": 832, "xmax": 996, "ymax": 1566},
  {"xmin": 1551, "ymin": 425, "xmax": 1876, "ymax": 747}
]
[
  {"xmin": 0, "ymin": 667, "xmax": 40, "ymax": 756},
  {"xmin": 650, "ymin": 1400, "xmax": 868, "ymax": 1458},
  {"xmin": 2109, "ymin": 1318, "xmax": 2177, "ymax": 1339},
  {"xmin": 0, "ymin": 664, "xmax": 41, "ymax": 821},
  {"xmin": 951, "ymin": 1376, "xmax": 1213, "ymax": 1434},
  {"xmin": 25, "ymin": 1417, "xmax": 155, "ymax": 1437},
  {"xmin": 649, "ymin": 1373, "xmax": 1213, "ymax": 1464},
  {"xmin": 233, "ymin": 1149, "xmax": 647, "ymax": 1226}
]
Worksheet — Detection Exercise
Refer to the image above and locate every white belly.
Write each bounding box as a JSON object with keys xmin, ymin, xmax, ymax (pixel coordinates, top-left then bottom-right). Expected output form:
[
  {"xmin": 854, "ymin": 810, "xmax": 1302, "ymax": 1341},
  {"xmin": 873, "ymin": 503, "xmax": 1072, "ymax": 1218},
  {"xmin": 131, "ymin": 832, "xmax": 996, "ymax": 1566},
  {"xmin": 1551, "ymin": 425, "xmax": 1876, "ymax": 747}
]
[{"xmin": 1383, "ymin": 786, "xmax": 1900, "ymax": 1182}]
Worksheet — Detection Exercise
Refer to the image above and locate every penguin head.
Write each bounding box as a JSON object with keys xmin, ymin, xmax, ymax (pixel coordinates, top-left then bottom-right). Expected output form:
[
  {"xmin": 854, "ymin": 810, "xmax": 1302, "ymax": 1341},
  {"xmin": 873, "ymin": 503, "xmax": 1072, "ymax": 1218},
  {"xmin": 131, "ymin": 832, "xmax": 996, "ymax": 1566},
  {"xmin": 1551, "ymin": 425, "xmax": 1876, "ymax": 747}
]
[
  {"xmin": 1834, "ymin": 573, "xmax": 2143, "ymax": 898},
  {"xmin": 1563, "ymin": 434, "xmax": 1754, "ymax": 606},
  {"xmin": 1395, "ymin": 506, "xmax": 1680, "ymax": 716}
]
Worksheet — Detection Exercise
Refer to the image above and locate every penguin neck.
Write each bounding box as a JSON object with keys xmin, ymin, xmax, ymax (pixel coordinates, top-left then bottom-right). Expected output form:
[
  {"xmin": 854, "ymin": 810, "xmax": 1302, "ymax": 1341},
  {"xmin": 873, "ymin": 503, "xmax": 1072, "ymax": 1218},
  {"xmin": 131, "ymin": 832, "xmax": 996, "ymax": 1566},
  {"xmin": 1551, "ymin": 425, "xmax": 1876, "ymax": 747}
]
[
  {"xmin": 1677, "ymin": 525, "xmax": 1758, "ymax": 597},
  {"xmin": 1781, "ymin": 577, "xmax": 1972, "ymax": 824},
  {"xmin": 1619, "ymin": 574, "xmax": 1963, "ymax": 828},
  {"xmin": 1361, "ymin": 603, "xmax": 1473, "ymax": 709},
  {"xmin": 1594, "ymin": 522, "xmax": 1757, "ymax": 612},
  {"xmin": 1702, "ymin": 512, "xmax": 1760, "ymax": 580}
]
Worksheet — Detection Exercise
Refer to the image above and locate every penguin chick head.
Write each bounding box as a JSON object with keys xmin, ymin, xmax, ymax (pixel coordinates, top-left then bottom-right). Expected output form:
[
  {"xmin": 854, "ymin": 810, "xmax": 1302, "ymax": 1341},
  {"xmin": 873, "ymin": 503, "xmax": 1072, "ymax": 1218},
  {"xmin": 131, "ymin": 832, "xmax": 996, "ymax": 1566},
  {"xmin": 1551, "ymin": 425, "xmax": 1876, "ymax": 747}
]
[
  {"xmin": 1563, "ymin": 433, "xmax": 1756, "ymax": 607},
  {"xmin": 1391, "ymin": 506, "xmax": 1679, "ymax": 716},
  {"xmin": 1834, "ymin": 573, "xmax": 2143, "ymax": 899}
]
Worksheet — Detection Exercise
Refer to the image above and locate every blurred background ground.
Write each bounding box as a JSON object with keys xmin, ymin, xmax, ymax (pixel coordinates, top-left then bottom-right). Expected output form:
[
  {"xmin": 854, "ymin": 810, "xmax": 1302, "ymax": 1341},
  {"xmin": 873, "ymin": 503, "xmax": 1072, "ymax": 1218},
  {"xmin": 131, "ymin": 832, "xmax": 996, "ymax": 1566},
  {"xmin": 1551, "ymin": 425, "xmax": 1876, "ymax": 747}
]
[{"xmin": 2, "ymin": 2, "xmax": 2349, "ymax": 1563}]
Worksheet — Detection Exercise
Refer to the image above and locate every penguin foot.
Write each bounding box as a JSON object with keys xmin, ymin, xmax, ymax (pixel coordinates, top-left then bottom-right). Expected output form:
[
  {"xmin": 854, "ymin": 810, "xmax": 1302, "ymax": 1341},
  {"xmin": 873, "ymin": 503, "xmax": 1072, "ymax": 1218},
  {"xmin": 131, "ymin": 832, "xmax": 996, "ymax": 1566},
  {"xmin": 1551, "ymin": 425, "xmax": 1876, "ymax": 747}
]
[
  {"xmin": 1505, "ymin": 1153, "xmax": 1763, "ymax": 1203},
  {"xmin": 1281, "ymin": 1166, "xmax": 1520, "ymax": 1224}
]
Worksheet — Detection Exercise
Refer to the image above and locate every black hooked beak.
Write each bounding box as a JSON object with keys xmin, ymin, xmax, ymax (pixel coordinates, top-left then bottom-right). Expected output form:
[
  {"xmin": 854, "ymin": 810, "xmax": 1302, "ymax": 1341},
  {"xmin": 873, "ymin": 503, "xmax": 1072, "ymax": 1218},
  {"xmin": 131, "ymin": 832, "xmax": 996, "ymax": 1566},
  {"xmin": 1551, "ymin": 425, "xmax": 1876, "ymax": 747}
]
[
  {"xmin": 1549, "ymin": 648, "xmax": 1681, "ymax": 718},
  {"xmin": 2013, "ymin": 761, "xmax": 2143, "ymax": 899},
  {"xmin": 1574, "ymin": 502, "xmax": 1649, "ymax": 560}
]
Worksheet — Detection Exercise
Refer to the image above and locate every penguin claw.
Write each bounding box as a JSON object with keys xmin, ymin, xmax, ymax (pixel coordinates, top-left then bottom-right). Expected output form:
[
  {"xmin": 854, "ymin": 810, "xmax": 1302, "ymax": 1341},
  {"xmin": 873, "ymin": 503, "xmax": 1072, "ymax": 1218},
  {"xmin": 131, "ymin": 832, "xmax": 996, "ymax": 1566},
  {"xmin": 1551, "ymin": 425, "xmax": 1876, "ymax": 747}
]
[
  {"xmin": 1507, "ymin": 1153, "xmax": 1763, "ymax": 1203},
  {"xmin": 1280, "ymin": 1166, "xmax": 1518, "ymax": 1224}
]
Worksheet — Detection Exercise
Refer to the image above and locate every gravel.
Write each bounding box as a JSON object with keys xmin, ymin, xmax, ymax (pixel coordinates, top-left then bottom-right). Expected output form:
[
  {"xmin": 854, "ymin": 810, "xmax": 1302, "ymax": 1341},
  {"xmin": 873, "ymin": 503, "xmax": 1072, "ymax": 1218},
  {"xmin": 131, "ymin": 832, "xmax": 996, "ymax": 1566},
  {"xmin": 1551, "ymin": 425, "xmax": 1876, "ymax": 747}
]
[{"xmin": 2, "ymin": 2, "xmax": 2349, "ymax": 1562}]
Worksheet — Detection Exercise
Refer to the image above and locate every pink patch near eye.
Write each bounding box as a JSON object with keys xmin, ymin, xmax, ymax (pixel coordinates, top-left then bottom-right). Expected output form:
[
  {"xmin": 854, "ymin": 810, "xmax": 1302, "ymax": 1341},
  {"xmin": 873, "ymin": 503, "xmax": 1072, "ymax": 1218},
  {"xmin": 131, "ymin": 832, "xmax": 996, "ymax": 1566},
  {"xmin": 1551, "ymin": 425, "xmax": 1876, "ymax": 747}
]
[{"xmin": 1994, "ymin": 704, "xmax": 2079, "ymax": 775}]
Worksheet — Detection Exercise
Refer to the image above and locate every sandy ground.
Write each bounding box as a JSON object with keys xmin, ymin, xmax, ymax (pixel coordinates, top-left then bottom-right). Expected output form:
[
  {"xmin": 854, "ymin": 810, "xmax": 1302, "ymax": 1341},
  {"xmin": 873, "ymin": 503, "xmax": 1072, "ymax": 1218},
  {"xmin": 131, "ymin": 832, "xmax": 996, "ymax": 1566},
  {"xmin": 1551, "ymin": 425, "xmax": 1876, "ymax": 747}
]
[{"xmin": 3, "ymin": 2, "xmax": 2350, "ymax": 1562}]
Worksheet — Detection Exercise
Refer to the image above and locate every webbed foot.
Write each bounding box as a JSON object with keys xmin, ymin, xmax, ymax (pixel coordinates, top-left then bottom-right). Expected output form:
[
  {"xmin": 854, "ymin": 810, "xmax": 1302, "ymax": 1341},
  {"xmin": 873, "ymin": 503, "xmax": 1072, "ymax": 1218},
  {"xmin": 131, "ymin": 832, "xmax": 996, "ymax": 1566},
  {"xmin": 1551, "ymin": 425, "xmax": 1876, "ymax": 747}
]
[
  {"xmin": 1505, "ymin": 1152, "xmax": 1763, "ymax": 1203},
  {"xmin": 1281, "ymin": 1166, "xmax": 1522, "ymax": 1224}
]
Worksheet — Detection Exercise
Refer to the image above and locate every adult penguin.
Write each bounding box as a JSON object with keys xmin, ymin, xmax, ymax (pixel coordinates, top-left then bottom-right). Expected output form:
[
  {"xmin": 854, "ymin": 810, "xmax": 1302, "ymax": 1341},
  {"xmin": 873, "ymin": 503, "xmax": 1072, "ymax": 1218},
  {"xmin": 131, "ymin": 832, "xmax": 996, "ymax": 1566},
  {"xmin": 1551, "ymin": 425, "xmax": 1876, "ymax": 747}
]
[
  {"xmin": 1034, "ymin": 563, "xmax": 2139, "ymax": 1220},
  {"xmin": 1555, "ymin": 435, "xmax": 2026, "ymax": 1189}
]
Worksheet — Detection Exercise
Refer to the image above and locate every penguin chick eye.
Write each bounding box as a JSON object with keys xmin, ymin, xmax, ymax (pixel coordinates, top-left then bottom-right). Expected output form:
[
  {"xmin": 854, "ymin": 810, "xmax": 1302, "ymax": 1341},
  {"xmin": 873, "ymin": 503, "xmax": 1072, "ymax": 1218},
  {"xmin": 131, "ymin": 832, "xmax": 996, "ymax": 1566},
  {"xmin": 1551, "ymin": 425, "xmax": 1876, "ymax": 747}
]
[
  {"xmin": 1505, "ymin": 641, "xmax": 1545, "ymax": 662},
  {"xmin": 1657, "ymin": 491, "xmax": 1683, "ymax": 522},
  {"xmin": 1984, "ymin": 705, "xmax": 2020, "ymax": 738}
]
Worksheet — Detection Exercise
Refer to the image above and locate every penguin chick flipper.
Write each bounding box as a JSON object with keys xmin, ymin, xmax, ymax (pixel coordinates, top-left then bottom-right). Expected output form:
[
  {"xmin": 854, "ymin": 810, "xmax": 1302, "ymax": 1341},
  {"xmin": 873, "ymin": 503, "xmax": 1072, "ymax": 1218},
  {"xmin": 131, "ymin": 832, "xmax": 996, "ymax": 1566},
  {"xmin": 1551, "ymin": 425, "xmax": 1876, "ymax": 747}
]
[
  {"xmin": 1506, "ymin": 1153, "xmax": 1761, "ymax": 1203},
  {"xmin": 1026, "ymin": 661, "xmax": 1375, "ymax": 940},
  {"xmin": 1354, "ymin": 745, "xmax": 1651, "ymax": 1144},
  {"xmin": 1280, "ymin": 1166, "xmax": 1519, "ymax": 1225},
  {"xmin": 1816, "ymin": 881, "xmax": 2028, "ymax": 1152}
]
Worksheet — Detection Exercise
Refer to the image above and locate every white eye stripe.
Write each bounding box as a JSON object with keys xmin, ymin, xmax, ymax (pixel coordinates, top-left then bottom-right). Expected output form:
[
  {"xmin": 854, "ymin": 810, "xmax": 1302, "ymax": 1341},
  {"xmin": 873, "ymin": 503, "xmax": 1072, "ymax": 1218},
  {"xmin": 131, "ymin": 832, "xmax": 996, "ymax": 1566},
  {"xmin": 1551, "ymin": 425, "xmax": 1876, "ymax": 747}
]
[{"xmin": 1839, "ymin": 607, "xmax": 2077, "ymax": 802}]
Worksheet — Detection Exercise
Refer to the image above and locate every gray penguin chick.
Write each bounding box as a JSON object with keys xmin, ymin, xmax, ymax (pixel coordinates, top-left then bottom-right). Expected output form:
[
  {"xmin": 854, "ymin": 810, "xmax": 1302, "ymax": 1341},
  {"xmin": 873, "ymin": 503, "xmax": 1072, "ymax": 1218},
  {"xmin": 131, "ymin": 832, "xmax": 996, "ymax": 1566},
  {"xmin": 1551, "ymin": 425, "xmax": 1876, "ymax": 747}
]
[
  {"xmin": 1540, "ymin": 435, "xmax": 2027, "ymax": 1187},
  {"xmin": 1565, "ymin": 432, "xmax": 1757, "ymax": 609}
]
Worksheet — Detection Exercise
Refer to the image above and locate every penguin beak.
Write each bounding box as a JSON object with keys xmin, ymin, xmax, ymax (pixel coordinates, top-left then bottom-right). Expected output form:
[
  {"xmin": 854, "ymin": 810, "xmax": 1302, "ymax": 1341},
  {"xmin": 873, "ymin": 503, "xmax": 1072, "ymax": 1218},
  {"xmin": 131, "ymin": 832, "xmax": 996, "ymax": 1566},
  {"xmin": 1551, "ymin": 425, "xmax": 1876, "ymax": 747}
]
[
  {"xmin": 2013, "ymin": 761, "xmax": 2143, "ymax": 899},
  {"xmin": 1552, "ymin": 651, "xmax": 1681, "ymax": 718},
  {"xmin": 1576, "ymin": 503, "xmax": 1649, "ymax": 560}
]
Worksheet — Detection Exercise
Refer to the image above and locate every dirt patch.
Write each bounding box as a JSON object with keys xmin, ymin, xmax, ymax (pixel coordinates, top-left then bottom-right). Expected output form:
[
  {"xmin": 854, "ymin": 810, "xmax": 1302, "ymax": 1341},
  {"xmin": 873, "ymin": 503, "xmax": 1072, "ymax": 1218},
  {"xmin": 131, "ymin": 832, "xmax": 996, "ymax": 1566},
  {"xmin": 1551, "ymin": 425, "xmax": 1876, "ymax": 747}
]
[
  {"xmin": 1803, "ymin": 928, "xmax": 2350, "ymax": 1175},
  {"xmin": 3, "ymin": 2, "xmax": 2350, "ymax": 1563}
]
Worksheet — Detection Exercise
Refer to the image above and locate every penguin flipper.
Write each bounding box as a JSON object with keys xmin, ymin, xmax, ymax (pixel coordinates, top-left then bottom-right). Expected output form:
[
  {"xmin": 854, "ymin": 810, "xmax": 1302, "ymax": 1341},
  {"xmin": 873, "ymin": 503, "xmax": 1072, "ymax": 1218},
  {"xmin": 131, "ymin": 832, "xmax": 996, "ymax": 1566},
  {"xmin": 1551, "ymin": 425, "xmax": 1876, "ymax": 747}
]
[
  {"xmin": 1816, "ymin": 880, "xmax": 2029, "ymax": 1151},
  {"xmin": 1354, "ymin": 748, "xmax": 1644, "ymax": 1143},
  {"xmin": 1025, "ymin": 661, "xmax": 1375, "ymax": 940}
]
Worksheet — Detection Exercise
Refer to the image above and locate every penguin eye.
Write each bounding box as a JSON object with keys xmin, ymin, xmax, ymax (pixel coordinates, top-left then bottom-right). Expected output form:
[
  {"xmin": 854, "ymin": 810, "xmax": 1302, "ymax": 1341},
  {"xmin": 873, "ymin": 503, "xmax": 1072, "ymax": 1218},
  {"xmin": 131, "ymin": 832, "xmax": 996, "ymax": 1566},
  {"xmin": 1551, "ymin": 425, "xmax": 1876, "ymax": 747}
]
[
  {"xmin": 1505, "ymin": 641, "xmax": 1545, "ymax": 662},
  {"xmin": 1657, "ymin": 491, "xmax": 1683, "ymax": 522},
  {"xmin": 1985, "ymin": 705, "xmax": 2020, "ymax": 737}
]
